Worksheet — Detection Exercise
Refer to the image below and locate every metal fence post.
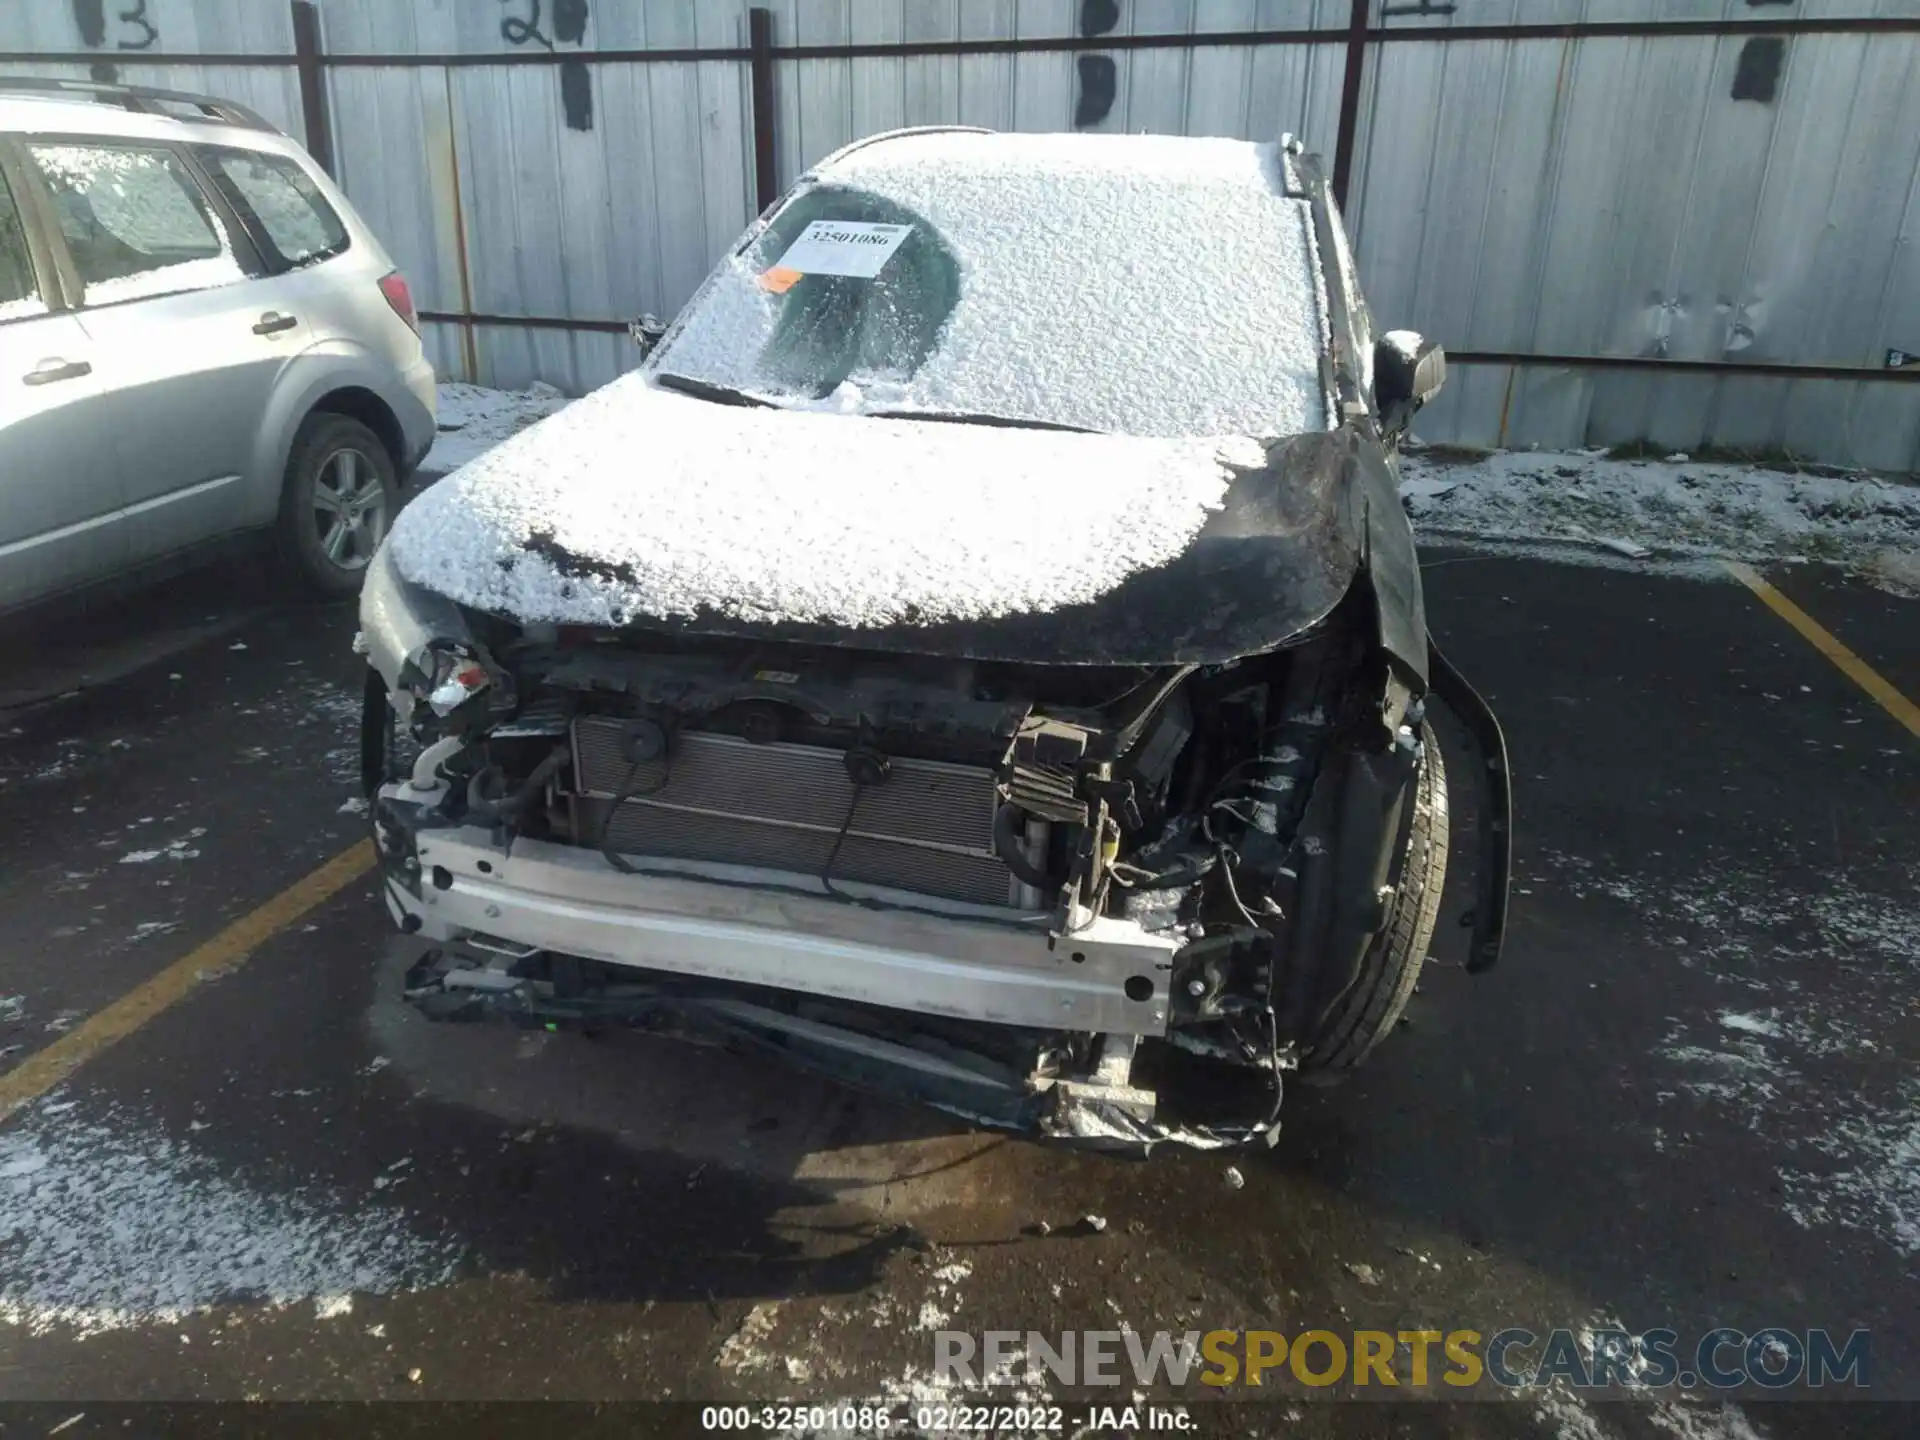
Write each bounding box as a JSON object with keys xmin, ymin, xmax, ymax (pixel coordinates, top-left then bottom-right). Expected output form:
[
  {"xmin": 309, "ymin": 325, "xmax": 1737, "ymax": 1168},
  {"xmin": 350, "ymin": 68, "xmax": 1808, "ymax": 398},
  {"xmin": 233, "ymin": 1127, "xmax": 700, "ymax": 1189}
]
[
  {"xmin": 289, "ymin": 0, "xmax": 335, "ymax": 176},
  {"xmin": 1330, "ymin": 0, "xmax": 1369, "ymax": 210},
  {"xmin": 748, "ymin": 7, "xmax": 779, "ymax": 214}
]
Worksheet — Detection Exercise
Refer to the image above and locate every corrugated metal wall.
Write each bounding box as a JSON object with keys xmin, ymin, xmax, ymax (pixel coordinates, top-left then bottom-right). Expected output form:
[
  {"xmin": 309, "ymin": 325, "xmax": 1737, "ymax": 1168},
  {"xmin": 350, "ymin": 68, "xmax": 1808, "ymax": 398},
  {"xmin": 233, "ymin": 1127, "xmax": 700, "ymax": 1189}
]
[
  {"xmin": 2, "ymin": 0, "xmax": 1915, "ymax": 469},
  {"xmin": 1349, "ymin": 0, "xmax": 1920, "ymax": 472},
  {"xmin": 317, "ymin": 1, "xmax": 757, "ymax": 391}
]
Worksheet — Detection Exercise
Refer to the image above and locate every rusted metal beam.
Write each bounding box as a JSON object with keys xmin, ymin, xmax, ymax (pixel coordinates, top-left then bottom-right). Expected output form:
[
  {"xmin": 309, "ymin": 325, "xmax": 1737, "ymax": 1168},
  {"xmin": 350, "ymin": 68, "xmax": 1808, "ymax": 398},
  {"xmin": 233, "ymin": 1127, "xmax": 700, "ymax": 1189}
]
[
  {"xmin": 748, "ymin": 8, "xmax": 780, "ymax": 215},
  {"xmin": 4, "ymin": 14, "xmax": 1916, "ymax": 71},
  {"xmin": 1330, "ymin": 0, "xmax": 1371, "ymax": 210},
  {"xmin": 417, "ymin": 310, "xmax": 632, "ymax": 334},
  {"xmin": 1447, "ymin": 351, "xmax": 1920, "ymax": 384},
  {"xmin": 409, "ymin": 309, "xmax": 1920, "ymax": 384},
  {"xmin": 289, "ymin": 0, "xmax": 333, "ymax": 175}
]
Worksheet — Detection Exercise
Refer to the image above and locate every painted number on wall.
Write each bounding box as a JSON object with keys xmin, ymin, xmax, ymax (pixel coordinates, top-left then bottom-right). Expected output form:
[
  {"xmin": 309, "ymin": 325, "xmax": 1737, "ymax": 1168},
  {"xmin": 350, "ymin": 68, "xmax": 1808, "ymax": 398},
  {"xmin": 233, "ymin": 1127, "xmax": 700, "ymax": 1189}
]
[
  {"xmin": 499, "ymin": 0, "xmax": 594, "ymax": 131},
  {"xmin": 70, "ymin": 0, "xmax": 157, "ymax": 51}
]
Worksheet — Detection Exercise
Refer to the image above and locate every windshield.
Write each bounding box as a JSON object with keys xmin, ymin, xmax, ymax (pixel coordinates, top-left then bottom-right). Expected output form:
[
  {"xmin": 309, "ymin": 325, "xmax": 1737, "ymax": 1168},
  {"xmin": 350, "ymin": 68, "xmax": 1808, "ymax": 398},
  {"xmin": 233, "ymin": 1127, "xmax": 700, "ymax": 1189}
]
[{"xmin": 651, "ymin": 131, "xmax": 1334, "ymax": 439}]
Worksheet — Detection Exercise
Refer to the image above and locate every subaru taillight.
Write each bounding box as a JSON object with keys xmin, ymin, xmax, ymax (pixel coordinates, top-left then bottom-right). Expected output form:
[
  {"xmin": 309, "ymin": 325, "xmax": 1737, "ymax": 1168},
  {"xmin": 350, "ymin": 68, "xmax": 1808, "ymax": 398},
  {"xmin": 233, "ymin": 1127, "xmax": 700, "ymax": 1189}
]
[{"xmin": 378, "ymin": 271, "xmax": 418, "ymax": 334}]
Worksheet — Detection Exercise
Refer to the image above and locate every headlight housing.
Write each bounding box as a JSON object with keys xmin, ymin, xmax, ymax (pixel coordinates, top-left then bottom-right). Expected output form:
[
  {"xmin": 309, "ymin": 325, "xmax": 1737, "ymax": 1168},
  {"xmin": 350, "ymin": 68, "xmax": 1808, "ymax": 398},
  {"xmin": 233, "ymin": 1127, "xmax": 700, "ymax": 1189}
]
[{"xmin": 359, "ymin": 541, "xmax": 498, "ymax": 726}]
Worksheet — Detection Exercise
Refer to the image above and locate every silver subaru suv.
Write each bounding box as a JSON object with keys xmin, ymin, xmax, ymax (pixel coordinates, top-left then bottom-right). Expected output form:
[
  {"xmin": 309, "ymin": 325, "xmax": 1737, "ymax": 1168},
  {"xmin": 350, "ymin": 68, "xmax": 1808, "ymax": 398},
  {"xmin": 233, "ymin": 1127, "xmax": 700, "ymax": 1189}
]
[{"xmin": 0, "ymin": 78, "xmax": 436, "ymax": 612}]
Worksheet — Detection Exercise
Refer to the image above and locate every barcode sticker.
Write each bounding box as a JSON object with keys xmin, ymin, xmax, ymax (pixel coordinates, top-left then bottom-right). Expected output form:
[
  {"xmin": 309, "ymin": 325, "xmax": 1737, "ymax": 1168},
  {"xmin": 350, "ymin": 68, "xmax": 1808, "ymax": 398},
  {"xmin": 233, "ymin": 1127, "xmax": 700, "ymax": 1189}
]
[{"xmin": 768, "ymin": 220, "xmax": 912, "ymax": 280}]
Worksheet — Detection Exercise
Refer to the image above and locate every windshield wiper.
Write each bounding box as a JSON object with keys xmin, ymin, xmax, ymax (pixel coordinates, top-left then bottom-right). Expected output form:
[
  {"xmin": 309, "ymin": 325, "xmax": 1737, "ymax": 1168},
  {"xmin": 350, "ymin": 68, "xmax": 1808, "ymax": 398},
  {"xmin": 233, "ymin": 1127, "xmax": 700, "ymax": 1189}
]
[
  {"xmin": 650, "ymin": 373, "xmax": 776, "ymax": 408},
  {"xmin": 864, "ymin": 408, "xmax": 1097, "ymax": 435},
  {"xmin": 651, "ymin": 378, "xmax": 1095, "ymax": 434}
]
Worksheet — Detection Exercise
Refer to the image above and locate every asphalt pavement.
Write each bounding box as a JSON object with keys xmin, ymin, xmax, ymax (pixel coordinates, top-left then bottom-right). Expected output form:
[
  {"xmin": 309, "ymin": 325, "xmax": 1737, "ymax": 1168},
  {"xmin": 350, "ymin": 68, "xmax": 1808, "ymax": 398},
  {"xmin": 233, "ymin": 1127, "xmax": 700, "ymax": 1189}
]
[{"xmin": 0, "ymin": 547, "xmax": 1915, "ymax": 1439}]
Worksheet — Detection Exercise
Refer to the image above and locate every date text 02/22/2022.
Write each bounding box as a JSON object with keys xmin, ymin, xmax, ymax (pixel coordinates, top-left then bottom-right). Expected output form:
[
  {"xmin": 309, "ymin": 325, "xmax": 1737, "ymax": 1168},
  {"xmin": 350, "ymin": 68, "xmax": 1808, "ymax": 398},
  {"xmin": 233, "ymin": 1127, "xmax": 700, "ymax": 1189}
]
[{"xmin": 699, "ymin": 1403, "xmax": 1192, "ymax": 1432}]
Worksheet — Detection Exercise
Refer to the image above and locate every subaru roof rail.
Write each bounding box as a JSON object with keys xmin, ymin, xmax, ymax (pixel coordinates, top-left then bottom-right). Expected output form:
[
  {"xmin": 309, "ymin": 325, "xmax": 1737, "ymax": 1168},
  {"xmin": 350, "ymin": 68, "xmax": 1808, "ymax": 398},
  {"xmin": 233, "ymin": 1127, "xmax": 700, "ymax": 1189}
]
[{"xmin": 0, "ymin": 75, "xmax": 278, "ymax": 133}]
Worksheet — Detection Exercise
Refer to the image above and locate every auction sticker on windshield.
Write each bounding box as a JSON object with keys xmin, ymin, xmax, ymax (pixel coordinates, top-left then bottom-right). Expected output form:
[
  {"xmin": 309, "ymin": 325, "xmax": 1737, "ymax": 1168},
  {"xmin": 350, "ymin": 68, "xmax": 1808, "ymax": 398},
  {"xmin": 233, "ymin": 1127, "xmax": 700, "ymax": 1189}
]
[{"xmin": 766, "ymin": 220, "xmax": 912, "ymax": 281}]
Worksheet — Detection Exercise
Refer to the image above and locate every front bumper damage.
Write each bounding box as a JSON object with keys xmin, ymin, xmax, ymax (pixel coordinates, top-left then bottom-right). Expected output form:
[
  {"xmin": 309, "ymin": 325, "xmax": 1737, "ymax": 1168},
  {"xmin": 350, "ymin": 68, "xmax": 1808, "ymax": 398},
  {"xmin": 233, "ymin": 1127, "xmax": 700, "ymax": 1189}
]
[{"xmin": 375, "ymin": 787, "xmax": 1273, "ymax": 1151}]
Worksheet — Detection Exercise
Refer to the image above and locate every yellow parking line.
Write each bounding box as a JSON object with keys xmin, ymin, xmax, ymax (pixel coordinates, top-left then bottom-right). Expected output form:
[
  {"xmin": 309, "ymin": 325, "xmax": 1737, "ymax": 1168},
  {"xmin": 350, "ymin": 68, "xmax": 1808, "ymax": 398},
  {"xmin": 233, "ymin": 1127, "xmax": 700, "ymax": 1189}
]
[
  {"xmin": 1724, "ymin": 561, "xmax": 1920, "ymax": 740},
  {"xmin": 0, "ymin": 840, "xmax": 375, "ymax": 1126}
]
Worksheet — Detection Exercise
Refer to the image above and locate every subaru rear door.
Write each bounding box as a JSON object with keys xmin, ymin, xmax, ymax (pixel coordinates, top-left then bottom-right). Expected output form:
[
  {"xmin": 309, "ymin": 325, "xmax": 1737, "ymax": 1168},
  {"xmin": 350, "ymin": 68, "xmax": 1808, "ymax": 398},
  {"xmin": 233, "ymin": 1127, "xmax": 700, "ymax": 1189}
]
[
  {"xmin": 0, "ymin": 140, "xmax": 120, "ymax": 613},
  {"xmin": 16, "ymin": 133, "xmax": 311, "ymax": 567}
]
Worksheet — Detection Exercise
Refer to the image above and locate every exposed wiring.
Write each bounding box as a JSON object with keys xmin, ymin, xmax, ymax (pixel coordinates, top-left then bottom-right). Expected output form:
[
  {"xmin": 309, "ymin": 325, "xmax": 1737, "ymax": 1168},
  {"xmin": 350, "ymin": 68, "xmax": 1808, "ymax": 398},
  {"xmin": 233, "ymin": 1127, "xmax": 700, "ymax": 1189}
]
[
  {"xmin": 1062, "ymin": 872, "xmax": 1113, "ymax": 936},
  {"xmin": 992, "ymin": 803, "xmax": 1060, "ymax": 893},
  {"xmin": 819, "ymin": 780, "xmax": 866, "ymax": 899},
  {"xmin": 1107, "ymin": 665, "xmax": 1199, "ymax": 758},
  {"xmin": 466, "ymin": 745, "xmax": 571, "ymax": 826},
  {"xmin": 1203, "ymin": 798, "xmax": 1259, "ymax": 843},
  {"xmin": 1254, "ymin": 1004, "xmax": 1287, "ymax": 1140},
  {"xmin": 599, "ymin": 751, "xmax": 675, "ymax": 875},
  {"xmin": 1216, "ymin": 844, "xmax": 1262, "ymax": 929}
]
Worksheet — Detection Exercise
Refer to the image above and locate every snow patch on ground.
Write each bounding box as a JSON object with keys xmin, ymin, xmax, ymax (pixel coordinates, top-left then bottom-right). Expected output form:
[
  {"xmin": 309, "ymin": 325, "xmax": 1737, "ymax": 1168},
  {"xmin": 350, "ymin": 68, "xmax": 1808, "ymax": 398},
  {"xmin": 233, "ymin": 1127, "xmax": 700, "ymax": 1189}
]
[
  {"xmin": 425, "ymin": 382, "xmax": 571, "ymax": 475},
  {"xmin": 1716, "ymin": 1010, "xmax": 1783, "ymax": 1039},
  {"xmin": 1534, "ymin": 847, "xmax": 1919, "ymax": 1255},
  {"xmin": 0, "ymin": 1098, "xmax": 461, "ymax": 1337},
  {"xmin": 913, "ymin": 1253, "xmax": 972, "ymax": 1332},
  {"xmin": 716, "ymin": 1300, "xmax": 783, "ymax": 1372},
  {"xmin": 1860, "ymin": 548, "xmax": 1920, "ymax": 598},
  {"xmin": 1401, "ymin": 446, "xmax": 1920, "ymax": 574},
  {"xmin": 392, "ymin": 376, "xmax": 1261, "ymax": 630},
  {"xmin": 1531, "ymin": 1385, "xmax": 1611, "ymax": 1440},
  {"xmin": 1525, "ymin": 1331, "xmax": 1772, "ymax": 1438},
  {"xmin": 1647, "ymin": 1399, "xmax": 1772, "ymax": 1440},
  {"xmin": 116, "ymin": 830, "xmax": 204, "ymax": 864},
  {"xmin": 1777, "ymin": 1081, "xmax": 1920, "ymax": 1257},
  {"xmin": 251, "ymin": 679, "xmax": 363, "ymax": 783}
]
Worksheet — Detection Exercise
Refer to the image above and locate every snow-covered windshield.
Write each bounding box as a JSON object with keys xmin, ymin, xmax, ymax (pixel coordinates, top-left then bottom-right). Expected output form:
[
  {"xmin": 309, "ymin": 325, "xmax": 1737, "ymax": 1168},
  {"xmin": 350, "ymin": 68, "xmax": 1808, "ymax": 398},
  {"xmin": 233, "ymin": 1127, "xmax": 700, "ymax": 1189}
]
[{"xmin": 651, "ymin": 131, "xmax": 1334, "ymax": 439}]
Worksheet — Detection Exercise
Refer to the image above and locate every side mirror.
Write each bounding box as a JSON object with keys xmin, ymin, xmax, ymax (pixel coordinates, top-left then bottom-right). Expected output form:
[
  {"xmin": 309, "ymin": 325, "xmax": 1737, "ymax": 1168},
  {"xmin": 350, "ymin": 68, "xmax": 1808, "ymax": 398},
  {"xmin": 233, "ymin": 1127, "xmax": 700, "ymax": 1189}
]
[
  {"xmin": 1374, "ymin": 330, "xmax": 1446, "ymax": 438},
  {"xmin": 629, "ymin": 312, "xmax": 667, "ymax": 359}
]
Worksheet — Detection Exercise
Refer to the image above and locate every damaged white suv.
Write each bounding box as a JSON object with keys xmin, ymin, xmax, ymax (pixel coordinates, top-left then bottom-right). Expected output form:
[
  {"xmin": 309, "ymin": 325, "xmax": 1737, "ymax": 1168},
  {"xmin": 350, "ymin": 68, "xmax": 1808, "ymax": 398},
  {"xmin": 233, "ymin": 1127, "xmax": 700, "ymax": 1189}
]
[{"xmin": 357, "ymin": 128, "xmax": 1511, "ymax": 1151}]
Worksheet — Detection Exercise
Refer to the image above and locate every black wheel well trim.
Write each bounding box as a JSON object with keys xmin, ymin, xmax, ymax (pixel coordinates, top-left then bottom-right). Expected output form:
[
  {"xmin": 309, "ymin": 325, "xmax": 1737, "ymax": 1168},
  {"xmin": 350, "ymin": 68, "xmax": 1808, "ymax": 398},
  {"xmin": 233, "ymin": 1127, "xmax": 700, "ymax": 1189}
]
[
  {"xmin": 1424, "ymin": 636, "xmax": 1511, "ymax": 974},
  {"xmin": 307, "ymin": 386, "xmax": 407, "ymax": 476}
]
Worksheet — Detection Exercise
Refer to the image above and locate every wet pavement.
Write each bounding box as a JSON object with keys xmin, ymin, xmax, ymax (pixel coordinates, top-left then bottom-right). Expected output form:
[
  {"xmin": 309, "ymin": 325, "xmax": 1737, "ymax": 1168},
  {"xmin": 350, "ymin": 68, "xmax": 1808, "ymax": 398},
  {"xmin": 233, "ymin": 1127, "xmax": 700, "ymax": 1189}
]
[{"xmin": 0, "ymin": 549, "xmax": 1915, "ymax": 1438}]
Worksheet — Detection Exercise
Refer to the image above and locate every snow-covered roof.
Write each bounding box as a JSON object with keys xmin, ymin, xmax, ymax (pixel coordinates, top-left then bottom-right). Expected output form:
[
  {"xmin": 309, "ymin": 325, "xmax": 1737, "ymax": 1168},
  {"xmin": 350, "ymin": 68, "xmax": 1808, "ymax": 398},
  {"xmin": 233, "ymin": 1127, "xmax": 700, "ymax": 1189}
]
[
  {"xmin": 0, "ymin": 93, "xmax": 285, "ymax": 151},
  {"xmin": 388, "ymin": 375, "xmax": 1268, "ymax": 630},
  {"xmin": 655, "ymin": 129, "xmax": 1334, "ymax": 440}
]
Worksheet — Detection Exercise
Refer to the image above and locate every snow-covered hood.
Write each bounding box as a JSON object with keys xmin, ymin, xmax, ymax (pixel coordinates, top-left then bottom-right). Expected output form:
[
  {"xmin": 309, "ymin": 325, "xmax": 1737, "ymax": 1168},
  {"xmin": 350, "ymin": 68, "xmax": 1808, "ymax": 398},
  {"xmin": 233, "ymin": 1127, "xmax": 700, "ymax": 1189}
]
[{"xmin": 388, "ymin": 375, "xmax": 1365, "ymax": 664}]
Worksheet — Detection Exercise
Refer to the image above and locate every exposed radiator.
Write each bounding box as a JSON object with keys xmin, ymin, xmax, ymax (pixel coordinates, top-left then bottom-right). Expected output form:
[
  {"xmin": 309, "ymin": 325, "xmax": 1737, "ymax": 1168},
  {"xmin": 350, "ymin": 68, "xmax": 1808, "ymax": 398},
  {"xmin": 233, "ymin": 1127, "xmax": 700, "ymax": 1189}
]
[{"xmin": 569, "ymin": 718, "xmax": 1015, "ymax": 906}]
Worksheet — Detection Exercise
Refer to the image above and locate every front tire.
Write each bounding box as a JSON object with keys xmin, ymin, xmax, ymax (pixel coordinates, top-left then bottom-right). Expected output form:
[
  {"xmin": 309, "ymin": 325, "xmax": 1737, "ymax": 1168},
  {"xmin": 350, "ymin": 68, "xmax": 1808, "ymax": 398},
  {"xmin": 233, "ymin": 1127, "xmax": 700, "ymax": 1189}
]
[
  {"xmin": 277, "ymin": 413, "xmax": 397, "ymax": 598},
  {"xmin": 1299, "ymin": 724, "xmax": 1450, "ymax": 1077}
]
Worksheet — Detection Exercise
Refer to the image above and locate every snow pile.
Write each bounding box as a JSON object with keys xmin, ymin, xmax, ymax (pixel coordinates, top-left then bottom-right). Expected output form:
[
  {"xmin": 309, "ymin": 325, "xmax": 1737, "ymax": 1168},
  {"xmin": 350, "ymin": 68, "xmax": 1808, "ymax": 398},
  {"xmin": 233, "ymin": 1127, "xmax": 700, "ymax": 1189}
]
[
  {"xmin": 1401, "ymin": 446, "xmax": 1920, "ymax": 573},
  {"xmin": 1647, "ymin": 1402, "xmax": 1772, "ymax": 1440},
  {"xmin": 1381, "ymin": 329, "xmax": 1424, "ymax": 364},
  {"xmin": 391, "ymin": 375, "xmax": 1263, "ymax": 629},
  {"xmin": 661, "ymin": 131, "xmax": 1332, "ymax": 439},
  {"xmin": 0, "ymin": 1100, "xmax": 461, "ymax": 1337},
  {"xmin": 1535, "ymin": 847, "xmax": 1920, "ymax": 1257},
  {"xmin": 425, "ymin": 381, "xmax": 572, "ymax": 474},
  {"xmin": 1779, "ymin": 1082, "xmax": 1920, "ymax": 1256}
]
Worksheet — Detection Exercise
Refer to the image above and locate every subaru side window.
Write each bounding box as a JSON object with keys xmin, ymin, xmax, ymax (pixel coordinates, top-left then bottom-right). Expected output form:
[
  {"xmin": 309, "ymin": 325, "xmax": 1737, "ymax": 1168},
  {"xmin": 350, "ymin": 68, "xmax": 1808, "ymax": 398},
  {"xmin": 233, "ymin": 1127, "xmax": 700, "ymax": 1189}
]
[
  {"xmin": 0, "ymin": 169, "xmax": 44, "ymax": 322},
  {"xmin": 201, "ymin": 147, "xmax": 348, "ymax": 269},
  {"xmin": 27, "ymin": 142, "xmax": 242, "ymax": 306}
]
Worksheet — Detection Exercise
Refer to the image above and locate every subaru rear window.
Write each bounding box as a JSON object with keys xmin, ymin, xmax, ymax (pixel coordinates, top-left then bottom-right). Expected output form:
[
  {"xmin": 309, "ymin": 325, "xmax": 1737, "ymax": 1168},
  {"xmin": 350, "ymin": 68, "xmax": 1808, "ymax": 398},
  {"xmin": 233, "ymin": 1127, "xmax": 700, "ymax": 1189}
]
[{"xmin": 201, "ymin": 148, "xmax": 349, "ymax": 269}]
